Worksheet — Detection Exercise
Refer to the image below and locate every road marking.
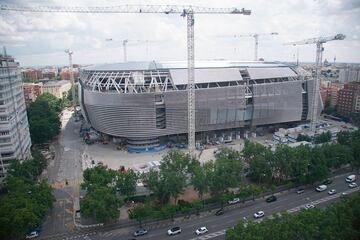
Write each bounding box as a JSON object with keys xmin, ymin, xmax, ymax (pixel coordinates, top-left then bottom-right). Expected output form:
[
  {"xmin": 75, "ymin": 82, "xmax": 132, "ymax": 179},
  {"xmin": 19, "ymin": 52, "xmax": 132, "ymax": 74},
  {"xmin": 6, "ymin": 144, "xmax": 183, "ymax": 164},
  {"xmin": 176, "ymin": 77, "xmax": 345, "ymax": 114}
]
[
  {"xmin": 191, "ymin": 187, "xmax": 360, "ymax": 240},
  {"xmin": 189, "ymin": 230, "xmax": 226, "ymax": 240}
]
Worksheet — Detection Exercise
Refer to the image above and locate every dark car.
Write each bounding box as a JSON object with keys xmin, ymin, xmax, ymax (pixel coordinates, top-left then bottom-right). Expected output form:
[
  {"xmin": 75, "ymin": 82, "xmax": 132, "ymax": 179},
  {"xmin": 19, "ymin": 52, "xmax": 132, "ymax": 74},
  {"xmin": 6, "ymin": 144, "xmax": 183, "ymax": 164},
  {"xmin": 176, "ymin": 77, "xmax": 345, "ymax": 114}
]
[
  {"xmin": 266, "ymin": 195, "xmax": 277, "ymax": 203},
  {"xmin": 296, "ymin": 188, "xmax": 305, "ymax": 194},
  {"xmin": 322, "ymin": 179, "xmax": 333, "ymax": 185},
  {"xmin": 215, "ymin": 208, "xmax": 224, "ymax": 216},
  {"xmin": 134, "ymin": 228, "xmax": 148, "ymax": 237}
]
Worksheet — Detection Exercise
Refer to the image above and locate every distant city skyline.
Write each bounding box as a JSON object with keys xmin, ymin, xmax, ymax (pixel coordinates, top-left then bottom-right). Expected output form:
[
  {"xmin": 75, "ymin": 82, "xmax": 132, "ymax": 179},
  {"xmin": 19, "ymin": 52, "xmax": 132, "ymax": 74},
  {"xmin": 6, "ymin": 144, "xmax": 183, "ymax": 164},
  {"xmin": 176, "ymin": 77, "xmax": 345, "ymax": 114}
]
[{"xmin": 1, "ymin": 0, "xmax": 359, "ymax": 66}]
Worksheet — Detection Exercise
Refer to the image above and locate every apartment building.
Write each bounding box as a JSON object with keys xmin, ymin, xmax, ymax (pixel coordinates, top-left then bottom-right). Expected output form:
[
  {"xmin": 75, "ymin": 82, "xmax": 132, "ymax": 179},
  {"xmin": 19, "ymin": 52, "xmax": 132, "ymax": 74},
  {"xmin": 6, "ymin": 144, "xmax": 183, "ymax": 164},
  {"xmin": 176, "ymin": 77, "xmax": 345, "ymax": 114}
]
[
  {"xmin": 337, "ymin": 82, "xmax": 360, "ymax": 116},
  {"xmin": 0, "ymin": 54, "xmax": 32, "ymax": 182}
]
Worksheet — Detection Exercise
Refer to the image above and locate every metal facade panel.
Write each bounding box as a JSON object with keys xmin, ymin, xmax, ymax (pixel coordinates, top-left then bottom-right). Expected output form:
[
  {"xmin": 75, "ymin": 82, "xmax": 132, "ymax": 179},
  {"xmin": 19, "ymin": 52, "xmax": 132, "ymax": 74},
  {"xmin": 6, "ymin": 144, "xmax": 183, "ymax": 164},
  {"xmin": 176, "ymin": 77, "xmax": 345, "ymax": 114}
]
[
  {"xmin": 83, "ymin": 85, "xmax": 249, "ymax": 138},
  {"xmin": 169, "ymin": 68, "xmax": 242, "ymax": 85},
  {"xmin": 252, "ymin": 81, "xmax": 303, "ymax": 125},
  {"xmin": 247, "ymin": 67, "xmax": 297, "ymax": 80}
]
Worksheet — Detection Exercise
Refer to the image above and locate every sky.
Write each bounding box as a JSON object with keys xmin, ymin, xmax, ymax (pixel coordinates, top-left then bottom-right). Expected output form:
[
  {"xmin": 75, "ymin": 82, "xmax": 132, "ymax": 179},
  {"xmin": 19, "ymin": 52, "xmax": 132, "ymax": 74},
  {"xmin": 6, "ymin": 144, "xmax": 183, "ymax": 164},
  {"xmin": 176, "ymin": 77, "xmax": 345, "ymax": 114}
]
[{"xmin": 0, "ymin": 0, "xmax": 359, "ymax": 67}]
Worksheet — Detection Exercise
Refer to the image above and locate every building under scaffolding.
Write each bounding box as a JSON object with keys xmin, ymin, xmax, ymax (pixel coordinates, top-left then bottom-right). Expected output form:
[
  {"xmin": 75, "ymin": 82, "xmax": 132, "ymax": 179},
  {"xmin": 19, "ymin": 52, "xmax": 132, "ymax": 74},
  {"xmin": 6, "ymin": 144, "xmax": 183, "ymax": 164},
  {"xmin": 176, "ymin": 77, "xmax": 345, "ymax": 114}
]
[{"xmin": 79, "ymin": 60, "xmax": 320, "ymax": 152}]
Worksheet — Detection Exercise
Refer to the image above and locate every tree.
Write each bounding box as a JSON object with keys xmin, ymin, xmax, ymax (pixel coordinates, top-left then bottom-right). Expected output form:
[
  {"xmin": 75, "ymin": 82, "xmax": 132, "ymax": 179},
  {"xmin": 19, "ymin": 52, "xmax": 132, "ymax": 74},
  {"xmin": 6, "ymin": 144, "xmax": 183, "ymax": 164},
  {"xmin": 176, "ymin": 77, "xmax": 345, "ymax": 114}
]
[
  {"xmin": 242, "ymin": 141, "xmax": 269, "ymax": 163},
  {"xmin": 314, "ymin": 131, "xmax": 332, "ymax": 144},
  {"xmin": 82, "ymin": 166, "xmax": 117, "ymax": 190},
  {"xmin": 27, "ymin": 93, "xmax": 62, "ymax": 144},
  {"xmin": 296, "ymin": 134, "xmax": 312, "ymax": 142},
  {"xmin": 145, "ymin": 150, "xmax": 192, "ymax": 205},
  {"xmin": 115, "ymin": 170, "xmax": 137, "ymax": 198},
  {"xmin": 306, "ymin": 146, "xmax": 329, "ymax": 184},
  {"xmin": 337, "ymin": 130, "xmax": 353, "ymax": 146},
  {"xmin": 80, "ymin": 186, "xmax": 122, "ymax": 223},
  {"xmin": 208, "ymin": 148, "xmax": 244, "ymax": 197},
  {"xmin": 349, "ymin": 112, "xmax": 360, "ymax": 127},
  {"xmin": 190, "ymin": 162, "xmax": 209, "ymax": 200}
]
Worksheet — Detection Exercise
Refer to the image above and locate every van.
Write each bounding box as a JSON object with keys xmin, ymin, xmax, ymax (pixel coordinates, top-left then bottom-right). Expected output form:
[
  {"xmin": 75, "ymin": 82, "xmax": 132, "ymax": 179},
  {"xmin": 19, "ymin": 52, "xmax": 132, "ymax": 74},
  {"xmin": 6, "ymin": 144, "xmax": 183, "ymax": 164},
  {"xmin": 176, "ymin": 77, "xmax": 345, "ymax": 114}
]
[
  {"xmin": 316, "ymin": 185, "xmax": 327, "ymax": 192},
  {"xmin": 345, "ymin": 174, "xmax": 356, "ymax": 183}
]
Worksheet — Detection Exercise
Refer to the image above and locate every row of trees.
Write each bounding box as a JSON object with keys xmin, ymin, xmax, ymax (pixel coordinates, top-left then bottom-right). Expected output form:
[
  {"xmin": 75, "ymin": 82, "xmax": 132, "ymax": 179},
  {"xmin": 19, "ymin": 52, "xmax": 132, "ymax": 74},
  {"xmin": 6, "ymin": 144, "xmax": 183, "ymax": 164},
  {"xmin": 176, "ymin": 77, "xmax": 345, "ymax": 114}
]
[
  {"xmin": 80, "ymin": 166, "xmax": 137, "ymax": 223},
  {"xmin": 297, "ymin": 131, "xmax": 332, "ymax": 144},
  {"xmin": 145, "ymin": 148, "xmax": 244, "ymax": 206},
  {"xmin": 226, "ymin": 193, "xmax": 360, "ymax": 240},
  {"xmin": 27, "ymin": 93, "xmax": 62, "ymax": 144},
  {"xmin": 83, "ymin": 130, "xmax": 360, "ymax": 224},
  {"xmin": 0, "ymin": 150, "xmax": 55, "ymax": 240},
  {"xmin": 245, "ymin": 130, "xmax": 360, "ymax": 185}
]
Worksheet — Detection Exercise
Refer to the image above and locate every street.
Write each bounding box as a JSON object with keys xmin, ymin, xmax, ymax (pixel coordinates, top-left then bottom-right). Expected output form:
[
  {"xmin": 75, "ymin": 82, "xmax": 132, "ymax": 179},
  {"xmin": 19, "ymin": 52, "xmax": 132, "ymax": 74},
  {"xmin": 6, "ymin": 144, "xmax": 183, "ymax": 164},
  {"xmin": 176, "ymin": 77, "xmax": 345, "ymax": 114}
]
[
  {"xmin": 37, "ymin": 111, "xmax": 359, "ymax": 240},
  {"xmin": 94, "ymin": 172, "xmax": 358, "ymax": 240},
  {"xmin": 41, "ymin": 109, "xmax": 84, "ymax": 238}
]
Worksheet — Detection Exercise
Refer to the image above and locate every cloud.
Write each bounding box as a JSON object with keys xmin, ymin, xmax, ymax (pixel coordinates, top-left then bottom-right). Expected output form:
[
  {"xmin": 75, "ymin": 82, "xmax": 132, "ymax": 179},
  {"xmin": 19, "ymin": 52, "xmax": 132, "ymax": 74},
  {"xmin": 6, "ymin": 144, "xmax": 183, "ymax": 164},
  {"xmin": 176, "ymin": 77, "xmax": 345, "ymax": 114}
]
[{"xmin": 0, "ymin": 0, "xmax": 359, "ymax": 66}]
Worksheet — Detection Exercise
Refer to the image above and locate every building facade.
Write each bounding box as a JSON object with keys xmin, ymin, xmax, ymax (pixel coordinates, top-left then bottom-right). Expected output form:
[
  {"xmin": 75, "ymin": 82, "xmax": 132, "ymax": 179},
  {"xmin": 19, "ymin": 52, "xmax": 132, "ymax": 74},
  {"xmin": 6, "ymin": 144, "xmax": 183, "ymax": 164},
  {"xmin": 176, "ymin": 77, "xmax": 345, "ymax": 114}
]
[
  {"xmin": 22, "ymin": 69, "xmax": 43, "ymax": 81},
  {"xmin": 337, "ymin": 82, "xmax": 360, "ymax": 116},
  {"xmin": 339, "ymin": 67, "xmax": 360, "ymax": 83},
  {"xmin": 0, "ymin": 54, "xmax": 32, "ymax": 182},
  {"xmin": 43, "ymin": 80, "xmax": 72, "ymax": 98},
  {"xmin": 79, "ymin": 61, "xmax": 319, "ymax": 151},
  {"xmin": 23, "ymin": 82, "xmax": 43, "ymax": 105}
]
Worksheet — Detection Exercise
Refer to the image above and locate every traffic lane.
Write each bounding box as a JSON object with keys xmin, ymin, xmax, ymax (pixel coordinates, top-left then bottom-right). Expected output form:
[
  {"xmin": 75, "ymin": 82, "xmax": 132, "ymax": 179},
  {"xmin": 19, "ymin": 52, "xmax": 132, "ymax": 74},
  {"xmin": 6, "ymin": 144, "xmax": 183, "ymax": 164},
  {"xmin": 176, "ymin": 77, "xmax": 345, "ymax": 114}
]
[
  {"xmin": 106, "ymin": 174, "xmax": 356, "ymax": 240},
  {"xmin": 209, "ymin": 188, "xmax": 360, "ymax": 240}
]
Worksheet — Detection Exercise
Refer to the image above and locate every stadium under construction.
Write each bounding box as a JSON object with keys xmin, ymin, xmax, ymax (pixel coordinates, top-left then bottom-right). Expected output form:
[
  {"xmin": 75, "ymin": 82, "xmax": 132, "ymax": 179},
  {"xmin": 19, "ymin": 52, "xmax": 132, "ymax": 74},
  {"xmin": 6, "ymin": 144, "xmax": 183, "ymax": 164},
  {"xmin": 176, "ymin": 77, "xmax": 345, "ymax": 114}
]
[{"xmin": 79, "ymin": 60, "xmax": 319, "ymax": 152}]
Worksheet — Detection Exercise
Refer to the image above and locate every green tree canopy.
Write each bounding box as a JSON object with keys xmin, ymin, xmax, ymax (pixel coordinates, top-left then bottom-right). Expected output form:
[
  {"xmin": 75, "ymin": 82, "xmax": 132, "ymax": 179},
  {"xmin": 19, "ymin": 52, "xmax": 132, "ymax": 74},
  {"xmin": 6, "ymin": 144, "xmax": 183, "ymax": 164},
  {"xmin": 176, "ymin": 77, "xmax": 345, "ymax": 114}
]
[{"xmin": 80, "ymin": 186, "xmax": 122, "ymax": 223}]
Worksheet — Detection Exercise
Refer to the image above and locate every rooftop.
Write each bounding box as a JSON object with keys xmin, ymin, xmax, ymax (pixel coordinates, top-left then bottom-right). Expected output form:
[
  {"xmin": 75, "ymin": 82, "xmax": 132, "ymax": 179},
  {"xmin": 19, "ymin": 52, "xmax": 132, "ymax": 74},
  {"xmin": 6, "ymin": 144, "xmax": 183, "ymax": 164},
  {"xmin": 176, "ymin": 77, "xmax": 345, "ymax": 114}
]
[
  {"xmin": 43, "ymin": 80, "xmax": 71, "ymax": 87},
  {"xmin": 83, "ymin": 60, "xmax": 294, "ymax": 71}
]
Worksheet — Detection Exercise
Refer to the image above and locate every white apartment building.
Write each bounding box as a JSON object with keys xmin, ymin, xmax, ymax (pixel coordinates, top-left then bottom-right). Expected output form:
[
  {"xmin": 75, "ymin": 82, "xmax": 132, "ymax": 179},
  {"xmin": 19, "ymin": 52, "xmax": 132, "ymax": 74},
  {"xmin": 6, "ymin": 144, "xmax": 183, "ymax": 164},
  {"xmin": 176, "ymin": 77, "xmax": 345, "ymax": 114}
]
[
  {"xmin": 43, "ymin": 80, "xmax": 72, "ymax": 98},
  {"xmin": 0, "ymin": 54, "xmax": 31, "ymax": 182},
  {"xmin": 339, "ymin": 67, "xmax": 360, "ymax": 83}
]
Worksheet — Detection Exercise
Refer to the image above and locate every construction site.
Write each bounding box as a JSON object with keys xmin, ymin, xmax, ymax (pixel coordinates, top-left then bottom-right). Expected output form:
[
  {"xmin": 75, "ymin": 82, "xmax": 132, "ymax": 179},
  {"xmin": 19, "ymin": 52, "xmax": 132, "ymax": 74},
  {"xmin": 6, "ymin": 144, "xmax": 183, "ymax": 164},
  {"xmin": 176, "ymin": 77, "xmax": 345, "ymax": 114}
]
[{"xmin": 0, "ymin": 4, "xmax": 351, "ymax": 166}]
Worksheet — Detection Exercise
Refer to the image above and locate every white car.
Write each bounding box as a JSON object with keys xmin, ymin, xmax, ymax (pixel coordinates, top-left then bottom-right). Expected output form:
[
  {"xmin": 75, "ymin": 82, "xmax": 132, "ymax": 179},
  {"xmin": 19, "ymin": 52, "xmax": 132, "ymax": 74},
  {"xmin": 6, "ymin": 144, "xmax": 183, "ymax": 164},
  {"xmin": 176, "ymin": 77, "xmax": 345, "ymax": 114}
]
[
  {"xmin": 195, "ymin": 227, "xmax": 208, "ymax": 235},
  {"xmin": 26, "ymin": 231, "xmax": 39, "ymax": 239},
  {"xmin": 228, "ymin": 198, "xmax": 240, "ymax": 204},
  {"xmin": 253, "ymin": 211, "xmax": 265, "ymax": 218},
  {"xmin": 328, "ymin": 189, "xmax": 336, "ymax": 195},
  {"xmin": 349, "ymin": 182, "xmax": 358, "ymax": 188},
  {"xmin": 316, "ymin": 185, "xmax": 327, "ymax": 192},
  {"xmin": 167, "ymin": 227, "xmax": 181, "ymax": 236},
  {"xmin": 304, "ymin": 204, "xmax": 315, "ymax": 210}
]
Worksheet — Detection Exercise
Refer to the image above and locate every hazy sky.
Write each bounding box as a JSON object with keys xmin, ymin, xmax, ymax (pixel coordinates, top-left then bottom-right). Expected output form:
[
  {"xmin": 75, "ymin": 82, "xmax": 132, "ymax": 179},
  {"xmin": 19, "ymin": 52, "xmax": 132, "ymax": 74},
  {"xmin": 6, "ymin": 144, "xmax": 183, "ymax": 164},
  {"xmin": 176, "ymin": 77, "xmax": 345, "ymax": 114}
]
[{"xmin": 1, "ymin": 0, "xmax": 359, "ymax": 66}]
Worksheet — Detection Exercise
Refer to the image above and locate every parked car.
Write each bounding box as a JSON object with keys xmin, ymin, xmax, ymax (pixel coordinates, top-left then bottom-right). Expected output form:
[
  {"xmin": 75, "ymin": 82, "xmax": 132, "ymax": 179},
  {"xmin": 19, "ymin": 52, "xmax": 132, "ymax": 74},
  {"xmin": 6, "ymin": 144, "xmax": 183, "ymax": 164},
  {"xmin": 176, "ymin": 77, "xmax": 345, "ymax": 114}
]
[
  {"xmin": 341, "ymin": 192, "xmax": 348, "ymax": 197},
  {"xmin": 195, "ymin": 226, "xmax": 208, "ymax": 235},
  {"xmin": 328, "ymin": 189, "xmax": 336, "ymax": 195},
  {"xmin": 25, "ymin": 231, "xmax": 39, "ymax": 239},
  {"xmin": 228, "ymin": 198, "xmax": 240, "ymax": 204},
  {"xmin": 304, "ymin": 204, "xmax": 315, "ymax": 209},
  {"xmin": 296, "ymin": 188, "xmax": 305, "ymax": 194},
  {"xmin": 349, "ymin": 182, "xmax": 358, "ymax": 188},
  {"xmin": 266, "ymin": 195, "xmax": 277, "ymax": 203},
  {"xmin": 253, "ymin": 211, "xmax": 265, "ymax": 218},
  {"xmin": 322, "ymin": 179, "xmax": 333, "ymax": 185},
  {"xmin": 167, "ymin": 227, "xmax": 181, "ymax": 236},
  {"xmin": 316, "ymin": 185, "xmax": 327, "ymax": 192},
  {"xmin": 134, "ymin": 228, "xmax": 148, "ymax": 237},
  {"xmin": 215, "ymin": 208, "xmax": 224, "ymax": 216},
  {"xmin": 346, "ymin": 174, "xmax": 356, "ymax": 183}
]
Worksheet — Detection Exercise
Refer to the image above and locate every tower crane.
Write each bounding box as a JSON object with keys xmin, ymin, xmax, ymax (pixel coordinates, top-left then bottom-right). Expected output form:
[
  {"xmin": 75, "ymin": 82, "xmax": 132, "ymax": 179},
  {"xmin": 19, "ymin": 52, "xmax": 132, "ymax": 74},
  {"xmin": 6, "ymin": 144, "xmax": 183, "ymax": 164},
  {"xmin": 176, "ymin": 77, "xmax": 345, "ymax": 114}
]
[
  {"xmin": 221, "ymin": 32, "xmax": 278, "ymax": 61},
  {"xmin": 1, "ymin": 4, "xmax": 251, "ymax": 155},
  {"xmin": 105, "ymin": 38, "xmax": 159, "ymax": 62},
  {"xmin": 64, "ymin": 49, "xmax": 76, "ymax": 111},
  {"xmin": 285, "ymin": 33, "xmax": 345, "ymax": 133}
]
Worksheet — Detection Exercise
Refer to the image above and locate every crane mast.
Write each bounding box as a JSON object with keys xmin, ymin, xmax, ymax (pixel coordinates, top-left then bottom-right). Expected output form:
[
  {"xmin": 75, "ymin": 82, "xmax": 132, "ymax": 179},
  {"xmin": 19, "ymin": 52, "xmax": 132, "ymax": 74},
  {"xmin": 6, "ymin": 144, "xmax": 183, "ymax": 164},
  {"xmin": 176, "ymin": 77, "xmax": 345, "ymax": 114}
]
[
  {"xmin": 285, "ymin": 34, "xmax": 345, "ymax": 133},
  {"xmin": 226, "ymin": 32, "xmax": 278, "ymax": 61},
  {"xmin": 65, "ymin": 49, "xmax": 76, "ymax": 111},
  {"xmin": 1, "ymin": 4, "xmax": 251, "ymax": 155}
]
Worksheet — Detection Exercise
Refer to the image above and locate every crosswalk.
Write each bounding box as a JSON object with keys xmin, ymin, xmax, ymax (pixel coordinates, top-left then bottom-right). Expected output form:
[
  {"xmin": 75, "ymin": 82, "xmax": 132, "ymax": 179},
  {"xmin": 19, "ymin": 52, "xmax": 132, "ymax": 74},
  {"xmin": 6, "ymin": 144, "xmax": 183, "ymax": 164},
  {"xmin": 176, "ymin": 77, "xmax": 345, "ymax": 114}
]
[
  {"xmin": 287, "ymin": 187, "xmax": 359, "ymax": 213},
  {"xmin": 189, "ymin": 230, "xmax": 226, "ymax": 240}
]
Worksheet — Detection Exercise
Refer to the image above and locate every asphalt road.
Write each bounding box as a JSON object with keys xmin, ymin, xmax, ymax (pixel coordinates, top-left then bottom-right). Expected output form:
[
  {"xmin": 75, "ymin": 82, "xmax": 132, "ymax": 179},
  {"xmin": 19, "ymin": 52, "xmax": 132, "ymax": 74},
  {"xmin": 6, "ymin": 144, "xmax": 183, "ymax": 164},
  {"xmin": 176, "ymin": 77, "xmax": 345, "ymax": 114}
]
[
  {"xmin": 91, "ymin": 173, "xmax": 359, "ymax": 240},
  {"xmin": 41, "ymin": 109, "xmax": 84, "ymax": 238}
]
